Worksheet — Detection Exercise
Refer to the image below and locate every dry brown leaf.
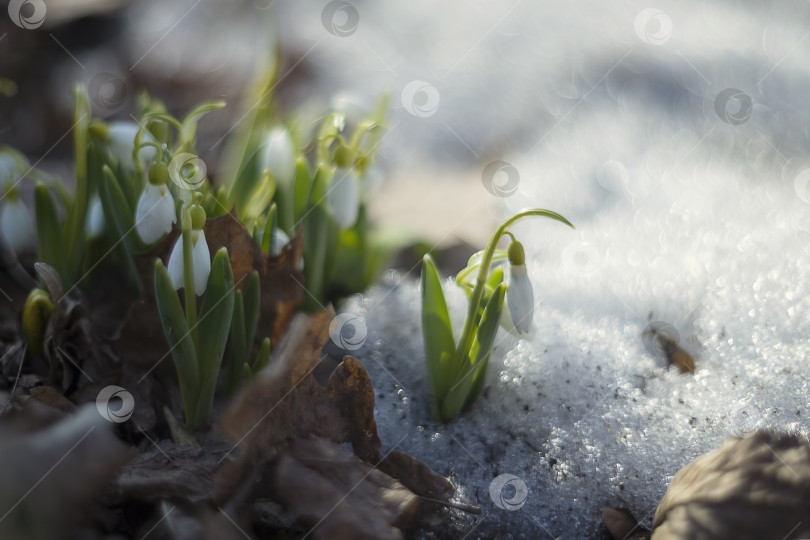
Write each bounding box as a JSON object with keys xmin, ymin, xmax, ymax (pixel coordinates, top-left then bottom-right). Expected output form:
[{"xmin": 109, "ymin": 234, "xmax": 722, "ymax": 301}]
[
  {"xmin": 203, "ymin": 209, "xmax": 303, "ymax": 345},
  {"xmin": 272, "ymin": 436, "xmax": 416, "ymax": 540},
  {"xmin": 379, "ymin": 450, "xmax": 454, "ymax": 501},
  {"xmin": 219, "ymin": 308, "xmax": 386, "ymax": 462},
  {"xmin": 28, "ymin": 385, "xmax": 76, "ymax": 413},
  {"xmin": 652, "ymin": 431, "xmax": 810, "ymax": 539},
  {"xmin": 117, "ymin": 440, "xmax": 223, "ymax": 505},
  {"xmin": 602, "ymin": 507, "xmax": 651, "ymax": 539},
  {"xmin": 217, "ymin": 309, "xmax": 454, "ymax": 536}
]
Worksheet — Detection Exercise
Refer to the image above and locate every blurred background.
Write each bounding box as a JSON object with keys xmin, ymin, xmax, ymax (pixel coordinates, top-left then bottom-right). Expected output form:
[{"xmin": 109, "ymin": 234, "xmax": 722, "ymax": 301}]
[{"xmin": 3, "ymin": 0, "xmax": 810, "ymax": 249}]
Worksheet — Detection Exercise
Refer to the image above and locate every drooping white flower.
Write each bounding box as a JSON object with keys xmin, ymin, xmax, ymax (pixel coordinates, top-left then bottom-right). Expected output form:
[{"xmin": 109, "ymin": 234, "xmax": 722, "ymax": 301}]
[
  {"xmin": 506, "ymin": 240, "xmax": 534, "ymax": 335},
  {"xmin": 107, "ymin": 121, "xmax": 157, "ymax": 173},
  {"xmin": 328, "ymin": 168, "xmax": 359, "ymax": 228},
  {"xmin": 84, "ymin": 195, "xmax": 105, "ymax": 239},
  {"xmin": 260, "ymin": 126, "xmax": 296, "ymax": 187},
  {"xmin": 0, "ymin": 195, "xmax": 32, "ymax": 254},
  {"xmin": 135, "ymin": 163, "xmax": 176, "ymax": 244},
  {"xmin": 167, "ymin": 205, "xmax": 210, "ymax": 295}
]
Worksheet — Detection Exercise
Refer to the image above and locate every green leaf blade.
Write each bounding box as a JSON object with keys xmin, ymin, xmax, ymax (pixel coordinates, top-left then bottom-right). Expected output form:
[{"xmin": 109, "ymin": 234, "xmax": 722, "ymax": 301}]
[
  {"xmin": 194, "ymin": 248, "xmax": 236, "ymax": 423},
  {"xmin": 154, "ymin": 259, "xmax": 199, "ymax": 424},
  {"xmin": 420, "ymin": 254, "xmax": 456, "ymax": 416}
]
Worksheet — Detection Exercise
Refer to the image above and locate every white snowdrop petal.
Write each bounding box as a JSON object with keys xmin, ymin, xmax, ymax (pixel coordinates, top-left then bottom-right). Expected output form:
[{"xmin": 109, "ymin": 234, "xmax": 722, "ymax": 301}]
[
  {"xmin": 261, "ymin": 127, "xmax": 296, "ymax": 187},
  {"xmin": 85, "ymin": 195, "xmax": 105, "ymax": 239},
  {"xmin": 329, "ymin": 169, "xmax": 359, "ymax": 228},
  {"xmin": 507, "ymin": 264, "xmax": 534, "ymax": 335},
  {"xmin": 108, "ymin": 122, "xmax": 158, "ymax": 173},
  {"xmin": 0, "ymin": 199, "xmax": 32, "ymax": 253},
  {"xmin": 167, "ymin": 236, "xmax": 185, "ymax": 291},
  {"xmin": 135, "ymin": 184, "xmax": 175, "ymax": 244},
  {"xmin": 271, "ymin": 228, "xmax": 290, "ymax": 256},
  {"xmin": 192, "ymin": 231, "xmax": 211, "ymax": 295}
]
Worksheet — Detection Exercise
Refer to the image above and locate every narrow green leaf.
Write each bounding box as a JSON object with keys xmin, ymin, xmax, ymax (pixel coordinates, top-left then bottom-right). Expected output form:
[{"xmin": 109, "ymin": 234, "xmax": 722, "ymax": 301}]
[
  {"xmin": 231, "ymin": 290, "xmax": 247, "ymax": 364},
  {"xmin": 224, "ymin": 289, "xmax": 247, "ymax": 394},
  {"xmin": 262, "ymin": 204, "xmax": 277, "ymax": 255},
  {"xmin": 179, "ymin": 101, "xmax": 226, "ymax": 151},
  {"xmin": 63, "ymin": 85, "xmax": 91, "ymax": 284},
  {"xmin": 250, "ymin": 337, "xmax": 271, "ymax": 375},
  {"xmin": 34, "ymin": 184, "xmax": 65, "ymax": 277},
  {"xmin": 302, "ymin": 203, "xmax": 328, "ymax": 311},
  {"xmin": 301, "ymin": 166, "xmax": 331, "ymax": 310},
  {"xmin": 154, "ymin": 259, "xmax": 199, "ymax": 424},
  {"xmin": 194, "ymin": 248, "xmax": 235, "ymax": 425},
  {"xmin": 242, "ymin": 169, "xmax": 275, "ymax": 224},
  {"xmin": 444, "ymin": 284, "xmax": 505, "ymax": 420},
  {"xmin": 292, "ymin": 156, "xmax": 311, "ymax": 225},
  {"xmin": 243, "ymin": 270, "xmax": 260, "ymax": 348},
  {"xmin": 468, "ymin": 283, "xmax": 505, "ymax": 368},
  {"xmin": 421, "ymin": 254, "xmax": 456, "ymax": 413},
  {"xmin": 96, "ymin": 165, "xmax": 143, "ymax": 294},
  {"xmin": 99, "ymin": 165, "xmax": 147, "ymax": 252},
  {"xmin": 219, "ymin": 53, "xmax": 280, "ymax": 211}
]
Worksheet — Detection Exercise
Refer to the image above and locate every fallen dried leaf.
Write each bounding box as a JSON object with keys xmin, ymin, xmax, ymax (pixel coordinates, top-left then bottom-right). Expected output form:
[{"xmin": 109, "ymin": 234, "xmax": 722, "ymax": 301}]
[
  {"xmin": 653, "ymin": 431, "xmax": 810, "ymax": 539},
  {"xmin": 272, "ymin": 436, "xmax": 417, "ymax": 540},
  {"xmin": 117, "ymin": 440, "xmax": 223, "ymax": 505},
  {"xmin": 218, "ymin": 308, "xmax": 454, "ymax": 536},
  {"xmin": 602, "ymin": 506, "xmax": 651, "ymax": 539},
  {"xmin": 28, "ymin": 385, "xmax": 76, "ymax": 413}
]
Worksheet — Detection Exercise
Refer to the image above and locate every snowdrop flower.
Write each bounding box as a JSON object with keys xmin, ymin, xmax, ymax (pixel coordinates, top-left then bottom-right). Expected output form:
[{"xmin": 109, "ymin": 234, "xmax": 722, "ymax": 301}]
[
  {"xmin": 84, "ymin": 194, "xmax": 105, "ymax": 239},
  {"xmin": 260, "ymin": 126, "xmax": 296, "ymax": 187},
  {"xmin": 269, "ymin": 228, "xmax": 290, "ymax": 257},
  {"xmin": 506, "ymin": 240, "xmax": 533, "ymax": 335},
  {"xmin": 136, "ymin": 162, "xmax": 176, "ymax": 244},
  {"xmin": 0, "ymin": 187, "xmax": 32, "ymax": 254},
  {"xmin": 167, "ymin": 204, "xmax": 210, "ymax": 295},
  {"xmin": 329, "ymin": 167, "xmax": 359, "ymax": 228},
  {"xmin": 106, "ymin": 121, "xmax": 157, "ymax": 173}
]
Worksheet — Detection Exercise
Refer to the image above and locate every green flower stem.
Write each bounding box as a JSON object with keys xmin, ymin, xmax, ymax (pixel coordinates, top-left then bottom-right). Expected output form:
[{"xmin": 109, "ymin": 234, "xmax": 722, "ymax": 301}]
[
  {"xmin": 181, "ymin": 209, "xmax": 198, "ymax": 347},
  {"xmin": 452, "ymin": 209, "xmax": 574, "ymax": 371}
]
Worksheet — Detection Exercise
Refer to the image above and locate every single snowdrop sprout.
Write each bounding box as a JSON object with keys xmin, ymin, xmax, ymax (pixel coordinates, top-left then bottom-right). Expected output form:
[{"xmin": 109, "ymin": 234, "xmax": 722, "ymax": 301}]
[
  {"xmin": 168, "ymin": 202, "xmax": 210, "ymax": 296},
  {"xmin": 135, "ymin": 162, "xmax": 176, "ymax": 244},
  {"xmin": 22, "ymin": 288, "xmax": 53, "ymax": 355},
  {"xmin": 421, "ymin": 208, "xmax": 573, "ymax": 422}
]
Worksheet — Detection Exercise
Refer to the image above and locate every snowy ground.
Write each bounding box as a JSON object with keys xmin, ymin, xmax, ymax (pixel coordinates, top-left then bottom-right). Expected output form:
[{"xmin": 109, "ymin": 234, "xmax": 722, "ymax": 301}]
[{"xmin": 273, "ymin": 0, "xmax": 810, "ymax": 537}]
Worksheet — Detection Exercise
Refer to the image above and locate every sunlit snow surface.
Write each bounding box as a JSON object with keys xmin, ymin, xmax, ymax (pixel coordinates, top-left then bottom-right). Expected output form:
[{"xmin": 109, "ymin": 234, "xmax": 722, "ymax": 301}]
[{"xmin": 278, "ymin": 0, "xmax": 810, "ymax": 537}]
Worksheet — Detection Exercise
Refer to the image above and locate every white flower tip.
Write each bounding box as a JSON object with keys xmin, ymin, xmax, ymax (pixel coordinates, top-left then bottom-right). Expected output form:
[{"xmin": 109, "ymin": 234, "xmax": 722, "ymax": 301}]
[
  {"xmin": 507, "ymin": 263, "xmax": 534, "ymax": 336},
  {"xmin": 262, "ymin": 127, "xmax": 296, "ymax": 186},
  {"xmin": 329, "ymin": 169, "xmax": 359, "ymax": 228}
]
